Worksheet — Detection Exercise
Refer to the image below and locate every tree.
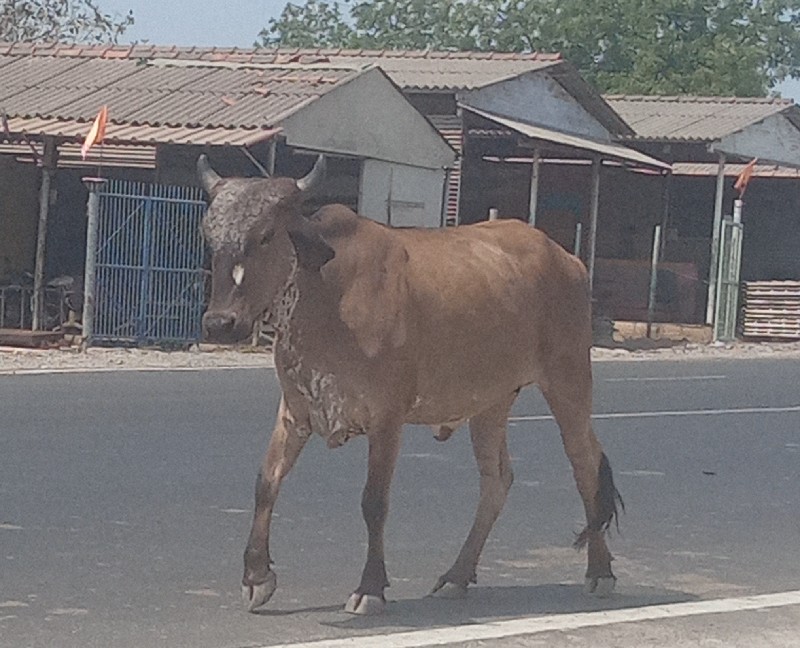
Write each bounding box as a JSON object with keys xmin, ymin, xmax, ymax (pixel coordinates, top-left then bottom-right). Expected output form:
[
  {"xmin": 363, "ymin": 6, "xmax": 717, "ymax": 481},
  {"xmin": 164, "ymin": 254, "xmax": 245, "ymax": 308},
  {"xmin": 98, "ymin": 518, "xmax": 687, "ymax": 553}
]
[
  {"xmin": 257, "ymin": 0, "xmax": 355, "ymax": 48},
  {"xmin": 258, "ymin": 0, "xmax": 800, "ymax": 96},
  {"xmin": 0, "ymin": 0, "xmax": 134, "ymax": 44}
]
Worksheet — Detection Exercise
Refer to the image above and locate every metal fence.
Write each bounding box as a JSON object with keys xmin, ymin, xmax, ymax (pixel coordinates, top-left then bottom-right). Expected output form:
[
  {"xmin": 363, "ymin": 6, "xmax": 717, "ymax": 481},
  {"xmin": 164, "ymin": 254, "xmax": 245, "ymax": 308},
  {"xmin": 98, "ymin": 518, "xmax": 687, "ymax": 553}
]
[
  {"xmin": 713, "ymin": 216, "xmax": 744, "ymax": 342},
  {"xmin": 94, "ymin": 180, "xmax": 207, "ymax": 346},
  {"xmin": 0, "ymin": 284, "xmax": 72, "ymax": 330}
]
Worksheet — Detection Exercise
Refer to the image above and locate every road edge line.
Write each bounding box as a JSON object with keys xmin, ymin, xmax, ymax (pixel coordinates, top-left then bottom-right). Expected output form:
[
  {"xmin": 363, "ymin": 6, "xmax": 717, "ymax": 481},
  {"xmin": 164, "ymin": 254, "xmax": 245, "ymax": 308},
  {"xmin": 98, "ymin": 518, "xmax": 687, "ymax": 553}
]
[{"xmin": 261, "ymin": 590, "xmax": 800, "ymax": 648}]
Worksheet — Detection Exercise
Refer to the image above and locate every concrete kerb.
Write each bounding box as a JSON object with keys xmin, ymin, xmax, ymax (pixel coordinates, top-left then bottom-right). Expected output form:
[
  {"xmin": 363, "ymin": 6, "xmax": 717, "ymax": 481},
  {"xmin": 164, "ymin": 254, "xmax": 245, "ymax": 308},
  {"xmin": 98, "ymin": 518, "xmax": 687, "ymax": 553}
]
[{"xmin": 2, "ymin": 340, "xmax": 800, "ymax": 375}]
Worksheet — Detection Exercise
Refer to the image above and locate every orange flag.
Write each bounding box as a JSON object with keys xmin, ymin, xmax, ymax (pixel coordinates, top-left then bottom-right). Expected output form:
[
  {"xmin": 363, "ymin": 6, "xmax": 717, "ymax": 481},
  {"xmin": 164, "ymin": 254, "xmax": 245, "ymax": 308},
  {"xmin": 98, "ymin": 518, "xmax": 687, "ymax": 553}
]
[
  {"xmin": 733, "ymin": 158, "xmax": 757, "ymax": 196},
  {"xmin": 81, "ymin": 105, "xmax": 108, "ymax": 160}
]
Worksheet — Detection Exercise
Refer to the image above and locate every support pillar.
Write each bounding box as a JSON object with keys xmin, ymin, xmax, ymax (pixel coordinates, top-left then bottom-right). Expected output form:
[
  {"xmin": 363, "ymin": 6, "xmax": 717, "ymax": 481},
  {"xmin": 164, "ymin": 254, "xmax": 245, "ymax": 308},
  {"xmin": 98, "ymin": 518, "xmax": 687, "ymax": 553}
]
[
  {"xmin": 587, "ymin": 155, "xmax": 602, "ymax": 292},
  {"xmin": 32, "ymin": 137, "xmax": 57, "ymax": 330},
  {"xmin": 81, "ymin": 177, "xmax": 108, "ymax": 349},
  {"xmin": 528, "ymin": 148, "xmax": 541, "ymax": 226},
  {"xmin": 706, "ymin": 153, "xmax": 726, "ymax": 324}
]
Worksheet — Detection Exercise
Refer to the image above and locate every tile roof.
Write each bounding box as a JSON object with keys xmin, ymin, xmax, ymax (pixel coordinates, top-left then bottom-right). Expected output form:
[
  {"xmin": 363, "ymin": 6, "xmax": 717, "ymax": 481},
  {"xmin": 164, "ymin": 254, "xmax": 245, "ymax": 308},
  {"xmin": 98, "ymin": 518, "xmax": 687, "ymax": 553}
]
[
  {"xmin": 0, "ymin": 47, "xmax": 364, "ymax": 146},
  {"xmin": 605, "ymin": 95, "xmax": 796, "ymax": 142},
  {"xmin": 0, "ymin": 42, "xmax": 563, "ymax": 91}
]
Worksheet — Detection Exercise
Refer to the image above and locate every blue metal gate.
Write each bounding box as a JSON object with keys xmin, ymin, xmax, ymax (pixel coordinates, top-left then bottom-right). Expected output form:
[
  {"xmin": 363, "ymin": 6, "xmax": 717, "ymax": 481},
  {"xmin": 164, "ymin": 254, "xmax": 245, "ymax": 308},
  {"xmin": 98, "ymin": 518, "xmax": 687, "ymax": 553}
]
[{"xmin": 94, "ymin": 180, "xmax": 207, "ymax": 345}]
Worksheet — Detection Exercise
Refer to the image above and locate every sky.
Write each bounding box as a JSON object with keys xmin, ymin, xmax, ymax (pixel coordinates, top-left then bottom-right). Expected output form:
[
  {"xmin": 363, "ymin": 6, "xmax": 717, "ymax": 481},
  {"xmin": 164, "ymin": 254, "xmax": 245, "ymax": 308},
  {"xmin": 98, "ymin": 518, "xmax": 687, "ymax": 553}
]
[
  {"xmin": 101, "ymin": 0, "xmax": 800, "ymax": 102},
  {"xmin": 100, "ymin": 0, "xmax": 286, "ymax": 49}
]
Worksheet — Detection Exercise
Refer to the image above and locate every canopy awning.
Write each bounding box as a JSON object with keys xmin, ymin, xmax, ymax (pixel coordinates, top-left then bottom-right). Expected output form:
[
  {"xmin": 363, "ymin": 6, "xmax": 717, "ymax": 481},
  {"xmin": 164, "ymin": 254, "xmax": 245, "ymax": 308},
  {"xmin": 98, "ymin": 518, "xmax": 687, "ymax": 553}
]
[{"xmin": 462, "ymin": 105, "xmax": 671, "ymax": 171}]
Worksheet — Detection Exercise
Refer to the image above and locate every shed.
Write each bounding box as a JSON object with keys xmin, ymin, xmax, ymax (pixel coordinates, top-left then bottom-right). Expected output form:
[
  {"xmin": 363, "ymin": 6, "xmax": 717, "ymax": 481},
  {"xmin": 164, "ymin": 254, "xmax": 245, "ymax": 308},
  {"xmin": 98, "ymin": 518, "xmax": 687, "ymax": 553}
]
[
  {"xmin": 606, "ymin": 95, "xmax": 800, "ymax": 329},
  {"xmin": 0, "ymin": 43, "xmax": 454, "ymax": 334},
  {"xmin": 232, "ymin": 48, "xmax": 669, "ymax": 295}
]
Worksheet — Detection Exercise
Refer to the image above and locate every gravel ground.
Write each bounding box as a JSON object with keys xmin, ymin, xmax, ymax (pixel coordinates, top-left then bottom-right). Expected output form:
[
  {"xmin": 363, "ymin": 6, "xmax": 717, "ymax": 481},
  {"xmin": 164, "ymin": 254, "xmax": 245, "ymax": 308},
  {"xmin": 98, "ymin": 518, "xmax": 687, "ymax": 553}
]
[
  {"xmin": 2, "ymin": 340, "xmax": 800, "ymax": 373},
  {"xmin": 0, "ymin": 345, "xmax": 274, "ymax": 373}
]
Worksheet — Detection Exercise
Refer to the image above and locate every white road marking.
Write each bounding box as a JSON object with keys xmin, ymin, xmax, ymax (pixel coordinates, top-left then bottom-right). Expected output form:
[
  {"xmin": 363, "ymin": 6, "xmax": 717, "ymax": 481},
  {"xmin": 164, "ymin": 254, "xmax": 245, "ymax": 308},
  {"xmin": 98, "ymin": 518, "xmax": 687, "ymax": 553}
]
[
  {"xmin": 48, "ymin": 608, "xmax": 88, "ymax": 616},
  {"xmin": 619, "ymin": 470, "xmax": 665, "ymax": 477},
  {"xmin": 510, "ymin": 404, "xmax": 800, "ymax": 423},
  {"xmin": 0, "ymin": 365, "xmax": 268, "ymax": 376},
  {"xmin": 604, "ymin": 375, "xmax": 726, "ymax": 382},
  {"xmin": 263, "ymin": 590, "xmax": 800, "ymax": 648}
]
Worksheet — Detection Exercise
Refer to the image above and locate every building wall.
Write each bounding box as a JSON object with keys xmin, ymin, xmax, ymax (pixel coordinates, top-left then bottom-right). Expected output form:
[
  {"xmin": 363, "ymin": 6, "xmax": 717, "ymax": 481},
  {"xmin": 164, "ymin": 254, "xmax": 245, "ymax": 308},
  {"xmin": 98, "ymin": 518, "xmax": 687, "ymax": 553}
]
[
  {"xmin": 739, "ymin": 178, "xmax": 800, "ymax": 281},
  {"xmin": 460, "ymin": 72, "xmax": 610, "ymax": 141},
  {"xmin": 278, "ymin": 68, "xmax": 456, "ymax": 171},
  {"xmin": 359, "ymin": 159, "xmax": 445, "ymax": 227},
  {"xmin": 0, "ymin": 156, "xmax": 39, "ymax": 279}
]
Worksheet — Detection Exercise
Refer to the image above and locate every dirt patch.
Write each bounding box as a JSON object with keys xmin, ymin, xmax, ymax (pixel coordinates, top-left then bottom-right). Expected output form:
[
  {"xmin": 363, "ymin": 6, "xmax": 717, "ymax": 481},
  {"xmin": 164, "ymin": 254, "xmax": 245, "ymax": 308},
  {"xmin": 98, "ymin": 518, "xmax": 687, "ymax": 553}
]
[{"xmin": 0, "ymin": 345, "xmax": 273, "ymax": 374}]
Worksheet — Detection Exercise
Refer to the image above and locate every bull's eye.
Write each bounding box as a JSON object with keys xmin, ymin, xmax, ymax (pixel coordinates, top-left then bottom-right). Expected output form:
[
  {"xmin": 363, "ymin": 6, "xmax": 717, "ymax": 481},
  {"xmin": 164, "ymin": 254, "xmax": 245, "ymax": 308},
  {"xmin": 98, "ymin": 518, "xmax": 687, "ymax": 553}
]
[{"xmin": 232, "ymin": 264, "xmax": 245, "ymax": 286}]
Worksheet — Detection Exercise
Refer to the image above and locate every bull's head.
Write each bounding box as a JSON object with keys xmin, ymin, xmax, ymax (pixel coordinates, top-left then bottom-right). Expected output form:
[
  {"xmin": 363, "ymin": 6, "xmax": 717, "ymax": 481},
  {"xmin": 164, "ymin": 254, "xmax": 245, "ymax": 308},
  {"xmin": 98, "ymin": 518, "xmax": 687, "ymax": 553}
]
[{"xmin": 198, "ymin": 154, "xmax": 330, "ymax": 343}]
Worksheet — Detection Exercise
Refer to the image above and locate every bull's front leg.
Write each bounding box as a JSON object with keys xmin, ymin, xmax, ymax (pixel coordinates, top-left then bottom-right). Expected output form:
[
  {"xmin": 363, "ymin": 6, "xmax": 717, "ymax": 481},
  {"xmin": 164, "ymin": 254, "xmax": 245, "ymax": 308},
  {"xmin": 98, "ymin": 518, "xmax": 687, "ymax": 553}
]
[
  {"xmin": 243, "ymin": 396, "xmax": 310, "ymax": 612},
  {"xmin": 344, "ymin": 426, "xmax": 402, "ymax": 616}
]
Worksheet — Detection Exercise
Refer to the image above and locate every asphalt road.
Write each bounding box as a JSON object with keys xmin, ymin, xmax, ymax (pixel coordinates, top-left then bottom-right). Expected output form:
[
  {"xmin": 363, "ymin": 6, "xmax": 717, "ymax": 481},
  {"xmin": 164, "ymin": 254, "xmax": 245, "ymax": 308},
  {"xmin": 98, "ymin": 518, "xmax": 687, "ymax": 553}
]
[{"xmin": 1, "ymin": 358, "xmax": 799, "ymax": 648}]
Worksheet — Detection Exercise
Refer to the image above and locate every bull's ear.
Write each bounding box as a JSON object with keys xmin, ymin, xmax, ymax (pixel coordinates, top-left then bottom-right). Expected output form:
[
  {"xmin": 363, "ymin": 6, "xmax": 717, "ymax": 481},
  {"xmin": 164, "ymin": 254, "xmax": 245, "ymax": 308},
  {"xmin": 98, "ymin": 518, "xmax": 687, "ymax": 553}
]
[{"xmin": 287, "ymin": 219, "xmax": 335, "ymax": 271}]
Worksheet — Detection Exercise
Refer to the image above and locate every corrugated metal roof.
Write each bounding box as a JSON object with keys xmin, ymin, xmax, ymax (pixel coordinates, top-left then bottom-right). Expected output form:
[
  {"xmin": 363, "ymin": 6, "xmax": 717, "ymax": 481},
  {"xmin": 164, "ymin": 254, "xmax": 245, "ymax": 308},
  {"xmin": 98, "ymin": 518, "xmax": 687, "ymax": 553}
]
[
  {"xmin": 4, "ymin": 116, "xmax": 282, "ymax": 147},
  {"xmin": 462, "ymin": 106, "xmax": 671, "ymax": 170},
  {"xmin": 0, "ymin": 141, "xmax": 156, "ymax": 168},
  {"xmin": 672, "ymin": 162, "xmax": 800, "ymax": 178},
  {"xmin": 0, "ymin": 47, "xmax": 364, "ymax": 146},
  {"xmin": 605, "ymin": 95, "xmax": 796, "ymax": 142},
  {"xmin": 0, "ymin": 42, "xmax": 562, "ymax": 91}
]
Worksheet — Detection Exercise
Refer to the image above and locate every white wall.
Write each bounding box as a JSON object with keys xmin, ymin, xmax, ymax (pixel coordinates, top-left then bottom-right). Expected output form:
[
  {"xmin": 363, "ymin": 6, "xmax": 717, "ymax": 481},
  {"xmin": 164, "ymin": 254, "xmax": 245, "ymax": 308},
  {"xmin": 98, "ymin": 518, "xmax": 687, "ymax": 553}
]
[
  {"xmin": 460, "ymin": 71, "xmax": 611, "ymax": 141},
  {"xmin": 713, "ymin": 113, "xmax": 800, "ymax": 168},
  {"xmin": 277, "ymin": 67, "xmax": 456, "ymax": 171},
  {"xmin": 359, "ymin": 159, "xmax": 445, "ymax": 228}
]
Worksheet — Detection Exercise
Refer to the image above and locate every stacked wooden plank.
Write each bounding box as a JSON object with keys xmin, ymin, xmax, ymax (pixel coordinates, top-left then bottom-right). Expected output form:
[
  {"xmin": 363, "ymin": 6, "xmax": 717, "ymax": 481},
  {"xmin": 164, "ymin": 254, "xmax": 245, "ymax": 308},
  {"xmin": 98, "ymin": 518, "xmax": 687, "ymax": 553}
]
[{"xmin": 742, "ymin": 281, "xmax": 800, "ymax": 339}]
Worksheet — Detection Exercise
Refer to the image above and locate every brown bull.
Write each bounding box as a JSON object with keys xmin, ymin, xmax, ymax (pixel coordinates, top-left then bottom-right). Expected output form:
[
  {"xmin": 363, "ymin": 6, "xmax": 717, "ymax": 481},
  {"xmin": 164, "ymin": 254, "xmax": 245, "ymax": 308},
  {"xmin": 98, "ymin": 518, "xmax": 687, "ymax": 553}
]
[{"xmin": 198, "ymin": 155, "xmax": 623, "ymax": 615}]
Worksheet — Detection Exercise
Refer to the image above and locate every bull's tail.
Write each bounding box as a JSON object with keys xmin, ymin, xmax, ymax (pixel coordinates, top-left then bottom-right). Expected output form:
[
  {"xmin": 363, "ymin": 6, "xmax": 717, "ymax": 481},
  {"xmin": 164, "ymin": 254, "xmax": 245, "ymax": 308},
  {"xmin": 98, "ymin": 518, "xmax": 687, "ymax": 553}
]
[{"xmin": 574, "ymin": 453, "xmax": 624, "ymax": 549}]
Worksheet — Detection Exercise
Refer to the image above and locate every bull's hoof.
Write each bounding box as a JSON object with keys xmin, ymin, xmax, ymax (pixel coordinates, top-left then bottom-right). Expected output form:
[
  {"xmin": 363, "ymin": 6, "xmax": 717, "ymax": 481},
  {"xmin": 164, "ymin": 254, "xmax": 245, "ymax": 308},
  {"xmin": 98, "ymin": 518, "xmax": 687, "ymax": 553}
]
[
  {"xmin": 344, "ymin": 593, "xmax": 386, "ymax": 615},
  {"xmin": 429, "ymin": 581, "xmax": 468, "ymax": 599},
  {"xmin": 584, "ymin": 575, "xmax": 615, "ymax": 597},
  {"xmin": 242, "ymin": 571, "xmax": 277, "ymax": 612}
]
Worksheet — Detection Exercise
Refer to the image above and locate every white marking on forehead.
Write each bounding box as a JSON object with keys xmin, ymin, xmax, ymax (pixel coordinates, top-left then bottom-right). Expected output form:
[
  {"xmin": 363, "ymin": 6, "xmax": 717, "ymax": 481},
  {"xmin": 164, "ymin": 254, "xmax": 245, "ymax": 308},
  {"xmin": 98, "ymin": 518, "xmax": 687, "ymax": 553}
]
[{"xmin": 232, "ymin": 264, "xmax": 245, "ymax": 286}]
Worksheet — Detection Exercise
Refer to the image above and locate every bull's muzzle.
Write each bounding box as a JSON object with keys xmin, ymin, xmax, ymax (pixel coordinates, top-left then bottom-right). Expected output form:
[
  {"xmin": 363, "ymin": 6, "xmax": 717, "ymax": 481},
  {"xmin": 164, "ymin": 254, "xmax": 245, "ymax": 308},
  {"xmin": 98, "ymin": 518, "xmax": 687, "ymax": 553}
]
[{"xmin": 202, "ymin": 310, "xmax": 243, "ymax": 343}]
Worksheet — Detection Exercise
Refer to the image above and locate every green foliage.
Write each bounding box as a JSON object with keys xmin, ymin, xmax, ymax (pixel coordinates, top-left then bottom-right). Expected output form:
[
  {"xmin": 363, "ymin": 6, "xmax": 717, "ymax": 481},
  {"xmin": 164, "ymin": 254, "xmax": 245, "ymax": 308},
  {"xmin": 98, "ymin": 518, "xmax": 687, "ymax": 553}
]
[
  {"xmin": 257, "ymin": 1, "xmax": 355, "ymax": 48},
  {"xmin": 258, "ymin": 0, "xmax": 800, "ymax": 96},
  {"xmin": 0, "ymin": 0, "xmax": 134, "ymax": 44}
]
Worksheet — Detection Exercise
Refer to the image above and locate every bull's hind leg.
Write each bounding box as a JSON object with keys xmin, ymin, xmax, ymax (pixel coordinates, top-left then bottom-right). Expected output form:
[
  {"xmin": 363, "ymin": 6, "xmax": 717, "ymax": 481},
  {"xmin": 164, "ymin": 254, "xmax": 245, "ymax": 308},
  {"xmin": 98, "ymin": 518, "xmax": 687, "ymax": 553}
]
[
  {"xmin": 541, "ymin": 361, "xmax": 623, "ymax": 596},
  {"xmin": 242, "ymin": 396, "xmax": 310, "ymax": 612},
  {"xmin": 430, "ymin": 394, "xmax": 516, "ymax": 598}
]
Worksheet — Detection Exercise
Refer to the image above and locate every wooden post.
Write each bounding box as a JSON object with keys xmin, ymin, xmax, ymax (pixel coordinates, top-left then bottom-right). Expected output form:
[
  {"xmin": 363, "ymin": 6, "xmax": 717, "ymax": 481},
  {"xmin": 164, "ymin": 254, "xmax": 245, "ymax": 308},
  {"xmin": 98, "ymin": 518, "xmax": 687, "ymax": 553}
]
[
  {"xmin": 81, "ymin": 177, "xmax": 107, "ymax": 350},
  {"xmin": 528, "ymin": 148, "xmax": 541, "ymax": 227},
  {"xmin": 242, "ymin": 147, "xmax": 269, "ymax": 177},
  {"xmin": 660, "ymin": 170, "xmax": 672, "ymax": 256},
  {"xmin": 266, "ymin": 138, "xmax": 277, "ymax": 176},
  {"xmin": 706, "ymin": 153, "xmax": 726, "ymax": 324},
  {"xmin": 587, "ymin": 155, "xmax": 601, "ymax": 292},
  {"xmin": 32, "ymin": 137, "xmax": 58, "ymax": 330}
]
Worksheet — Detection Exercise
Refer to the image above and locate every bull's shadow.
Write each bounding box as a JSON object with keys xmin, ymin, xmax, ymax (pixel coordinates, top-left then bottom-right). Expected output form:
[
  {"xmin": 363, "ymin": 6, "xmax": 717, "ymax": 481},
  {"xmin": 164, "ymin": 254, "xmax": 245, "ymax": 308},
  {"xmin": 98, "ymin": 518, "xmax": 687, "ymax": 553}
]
[{"xmin": 256, "ymin": 583, "xmax": 695, "ymax": 630}]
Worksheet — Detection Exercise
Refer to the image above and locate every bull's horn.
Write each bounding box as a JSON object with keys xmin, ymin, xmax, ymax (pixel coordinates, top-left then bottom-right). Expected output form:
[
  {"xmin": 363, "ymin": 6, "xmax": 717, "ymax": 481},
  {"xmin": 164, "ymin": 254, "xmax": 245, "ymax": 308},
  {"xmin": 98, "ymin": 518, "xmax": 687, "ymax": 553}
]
[
  {"xmin": 197, "ymin": 154, "xmax": 222, "ymax": 194},
  {"xmin": 296, "ymin": 154, "xmax": 326, "ymax": 192}
]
